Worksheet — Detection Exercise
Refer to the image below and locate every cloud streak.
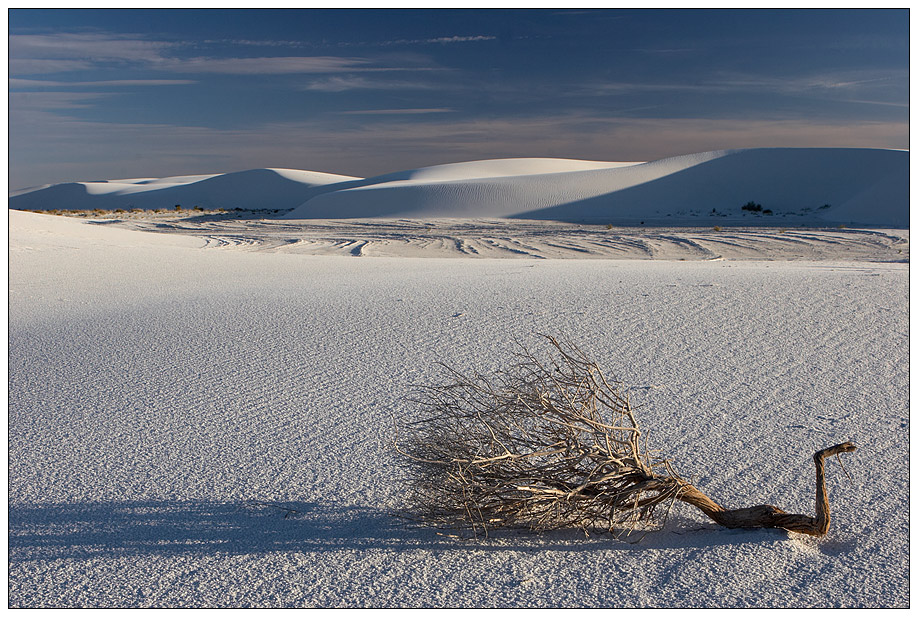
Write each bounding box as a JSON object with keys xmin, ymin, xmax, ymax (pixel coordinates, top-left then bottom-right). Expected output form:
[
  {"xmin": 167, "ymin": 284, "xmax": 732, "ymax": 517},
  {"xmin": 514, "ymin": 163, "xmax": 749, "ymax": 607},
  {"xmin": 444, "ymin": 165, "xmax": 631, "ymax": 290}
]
[
  {"xmin": 389, "ymin": 35, "xmax": 497, "ymax": 45},
  {"xmin": 9, "ymin": 58, "xmax": 95, "ymax": 75},
  {"xmin": 9, "ymin": 91, "xmax": 114, "ymax": 111},
  {"xmin": 10, "ymin": 33, "xmax": 173, "ymax": 65},
  {"xmin": 10, "ymin": 78, "xmax": 197, "ymax": 88},
  {"xmin": 9, "ymin": 32, "xmax": 443, "ymax": 78},
  {"xmin": 336, "ymin": 108, "xmax": 454, "ymax": 115},
  {"xmin": 154, "ymin": 55, "xmax": 376, "ymax": 75},
  {"xmin": 583, "ymin": 68, "xmax": 906, "ymax": 96},
  {"xmin": 301, "ymin": 76, "xmax": 440, "ymax": 92}
]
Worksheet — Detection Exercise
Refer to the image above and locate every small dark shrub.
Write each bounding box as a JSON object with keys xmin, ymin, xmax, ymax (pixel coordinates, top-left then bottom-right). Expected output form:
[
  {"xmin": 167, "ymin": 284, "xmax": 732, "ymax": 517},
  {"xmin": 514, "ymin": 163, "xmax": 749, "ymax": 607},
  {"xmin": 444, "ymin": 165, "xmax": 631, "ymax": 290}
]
[{"xmin": 742, "ymin": 201, "xmax": 762, "ymax": 212}]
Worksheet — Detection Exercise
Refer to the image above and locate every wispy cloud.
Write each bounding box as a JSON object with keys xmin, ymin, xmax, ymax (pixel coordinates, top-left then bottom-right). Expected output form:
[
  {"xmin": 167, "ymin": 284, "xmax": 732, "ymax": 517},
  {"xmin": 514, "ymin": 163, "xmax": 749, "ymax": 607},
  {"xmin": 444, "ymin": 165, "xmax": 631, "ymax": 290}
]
[
  {"xmin": 631, "ymin": 47, "xmax": 696, "ymax": 55},
  {"xmin": 301, "ymin": 76, "xmax": 440, "ymax": 92},
  {"xmin": 579, "ymin": 69, "xmax": 907, "ymax": 106},
  {"xmin": 198, "ymin": 38, "xmax": 311, "ymax": 48},
  {"xmin": 10, "ymin": 78, "xmax": 197, "ymax": 88},
  {"xmin": 10, "ymin": 33, "xmax": 173, "ymax": 65},
  {"xmin": 415, "ymin": 35, "xmax": 496, "ymax": 44},
  {"xmin": 839, "ymin": 99, "xmax": 909, "ymax": 109},
  {"xmin": 337, "ymin": 108, "xmax": 455, "ymax": 115},
  {"xmin": 706, "ymin": 69, "xmax": 906, "ymax": 93},
  {"xmin": 9, "ymin": 90, "xmax": 115, "ymax": 110},
  {"xmin": 155, "ymin": 55, "xmax": 375, "ymax": 75},
  {"xmin": 582, "ymin": 81, "xmax": 710, "ymax": 94},
  {"xmin": 198, "ymin": 34, "xmax": 496, "ymax": 48},
  {"xmin": 339, "ymin": 34, "xmax": 496, "ymax": 47},
  {"xmin": 9, "ymin": 32, "xmax": 437, "ymax": 77},
  {"xmin": 9, "ymin": 58, "xmax": 95, "ymax": 75}
]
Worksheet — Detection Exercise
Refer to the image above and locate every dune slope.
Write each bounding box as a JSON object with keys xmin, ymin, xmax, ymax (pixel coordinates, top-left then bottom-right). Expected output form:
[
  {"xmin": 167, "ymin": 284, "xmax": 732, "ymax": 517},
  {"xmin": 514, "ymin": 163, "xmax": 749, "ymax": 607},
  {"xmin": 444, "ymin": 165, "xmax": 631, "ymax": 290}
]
[
  {"xmin": 284, "ymin": 148, "xmax": 907, "ymax": 226},
  {"xmin": 9, "ymin": 168, "xmax": 360, "ymax": 212}
]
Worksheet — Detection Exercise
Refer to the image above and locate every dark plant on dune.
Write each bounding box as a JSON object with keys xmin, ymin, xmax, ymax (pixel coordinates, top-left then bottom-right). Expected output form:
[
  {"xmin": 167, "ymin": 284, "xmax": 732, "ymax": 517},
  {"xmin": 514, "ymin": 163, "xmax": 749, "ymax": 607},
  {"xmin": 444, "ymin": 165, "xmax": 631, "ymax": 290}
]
[{"xmin": 395, "ymin": 335, "xmax": 855, "ymax": 540}]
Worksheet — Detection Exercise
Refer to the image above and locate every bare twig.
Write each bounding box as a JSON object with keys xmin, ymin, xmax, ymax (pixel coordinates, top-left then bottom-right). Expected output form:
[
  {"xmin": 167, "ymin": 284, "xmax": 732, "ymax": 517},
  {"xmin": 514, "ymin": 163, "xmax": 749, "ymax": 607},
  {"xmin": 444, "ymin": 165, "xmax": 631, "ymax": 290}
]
[{"xmin": 244, "ymin": 500, "xmax": 302, "ymax": 519}]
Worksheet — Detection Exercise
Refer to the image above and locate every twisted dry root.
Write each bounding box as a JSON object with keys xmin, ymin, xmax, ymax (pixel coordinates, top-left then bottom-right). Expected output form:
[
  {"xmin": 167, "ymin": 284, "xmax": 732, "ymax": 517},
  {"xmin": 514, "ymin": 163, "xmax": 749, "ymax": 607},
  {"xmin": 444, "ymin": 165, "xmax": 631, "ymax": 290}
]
[{"xmin": 676, "ymin": 442, "xmax": 857, "ymax": 536}]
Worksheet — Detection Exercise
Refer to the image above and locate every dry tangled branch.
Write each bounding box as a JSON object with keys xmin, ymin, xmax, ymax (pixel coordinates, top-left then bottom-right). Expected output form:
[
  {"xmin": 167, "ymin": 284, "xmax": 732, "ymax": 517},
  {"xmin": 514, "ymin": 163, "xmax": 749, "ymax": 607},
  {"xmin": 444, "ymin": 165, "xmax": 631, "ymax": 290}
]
[{"xmin": 395, "ymin": 335, "xmax": 855, "ymax": 540}]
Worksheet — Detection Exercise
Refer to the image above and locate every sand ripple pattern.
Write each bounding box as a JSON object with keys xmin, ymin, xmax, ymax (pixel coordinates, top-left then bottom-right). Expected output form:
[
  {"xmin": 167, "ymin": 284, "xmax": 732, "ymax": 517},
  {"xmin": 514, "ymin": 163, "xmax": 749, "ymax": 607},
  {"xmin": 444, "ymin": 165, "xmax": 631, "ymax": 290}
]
[{"xmin": 117, "ymin": 216, "xmax": 908, "ymax": 261}]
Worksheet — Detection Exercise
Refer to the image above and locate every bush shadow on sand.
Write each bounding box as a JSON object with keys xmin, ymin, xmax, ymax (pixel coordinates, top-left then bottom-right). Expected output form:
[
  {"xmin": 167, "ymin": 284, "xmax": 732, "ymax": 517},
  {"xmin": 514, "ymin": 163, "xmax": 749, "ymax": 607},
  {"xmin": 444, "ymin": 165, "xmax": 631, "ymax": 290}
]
[{"xmin": 8, "ymin": 500, "xmax": 806, "ymax": 561}]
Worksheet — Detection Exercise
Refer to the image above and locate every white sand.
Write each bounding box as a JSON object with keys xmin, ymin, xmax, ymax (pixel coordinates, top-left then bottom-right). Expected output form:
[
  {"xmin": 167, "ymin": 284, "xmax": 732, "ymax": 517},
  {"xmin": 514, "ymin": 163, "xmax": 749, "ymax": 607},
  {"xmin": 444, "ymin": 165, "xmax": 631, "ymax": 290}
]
[{"xmin": 8, "ymin": 211, "xmax": 909, "ymax": 607}]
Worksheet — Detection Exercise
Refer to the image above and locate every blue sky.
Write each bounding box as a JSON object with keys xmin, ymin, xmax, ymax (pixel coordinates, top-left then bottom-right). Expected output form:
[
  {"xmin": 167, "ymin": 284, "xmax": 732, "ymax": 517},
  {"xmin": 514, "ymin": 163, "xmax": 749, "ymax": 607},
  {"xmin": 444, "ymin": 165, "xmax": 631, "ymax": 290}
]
[{"xmin": 8, "ymin": 8, "xmax": 909, "ymax": 189}]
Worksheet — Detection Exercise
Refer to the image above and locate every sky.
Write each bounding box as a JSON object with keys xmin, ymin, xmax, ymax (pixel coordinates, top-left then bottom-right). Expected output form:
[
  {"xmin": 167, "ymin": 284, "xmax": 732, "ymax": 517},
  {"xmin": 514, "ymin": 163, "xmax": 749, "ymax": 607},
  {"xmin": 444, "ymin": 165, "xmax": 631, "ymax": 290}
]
[{"xmin": 8, "ymin": 8, "xmax": 910, "ymax": 189}]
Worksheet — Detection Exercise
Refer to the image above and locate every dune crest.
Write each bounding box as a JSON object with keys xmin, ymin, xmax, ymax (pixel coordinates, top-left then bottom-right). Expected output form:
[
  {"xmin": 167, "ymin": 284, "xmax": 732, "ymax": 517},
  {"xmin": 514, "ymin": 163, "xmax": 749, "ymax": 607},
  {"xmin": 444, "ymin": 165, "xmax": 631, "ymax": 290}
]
[{"xmin": 10, "ymin": 168, "xmax": 360, "ymax": 212}]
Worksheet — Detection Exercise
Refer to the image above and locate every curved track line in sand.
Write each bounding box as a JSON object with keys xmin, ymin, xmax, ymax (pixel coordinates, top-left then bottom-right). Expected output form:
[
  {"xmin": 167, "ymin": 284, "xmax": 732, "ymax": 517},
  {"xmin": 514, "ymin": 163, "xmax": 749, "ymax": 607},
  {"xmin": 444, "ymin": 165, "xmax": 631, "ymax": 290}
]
[{"xmin": 111, "ymin": 216, "xmax": 908, "ymax": 262}]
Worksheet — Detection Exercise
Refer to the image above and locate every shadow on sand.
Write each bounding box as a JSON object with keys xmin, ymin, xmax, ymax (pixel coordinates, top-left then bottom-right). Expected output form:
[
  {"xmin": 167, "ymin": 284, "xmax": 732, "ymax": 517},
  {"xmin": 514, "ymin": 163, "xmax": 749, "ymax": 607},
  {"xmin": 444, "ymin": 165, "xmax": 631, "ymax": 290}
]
[{"xmin": 8, "ymin": 499, "xmax": 795, "ymax": 561}]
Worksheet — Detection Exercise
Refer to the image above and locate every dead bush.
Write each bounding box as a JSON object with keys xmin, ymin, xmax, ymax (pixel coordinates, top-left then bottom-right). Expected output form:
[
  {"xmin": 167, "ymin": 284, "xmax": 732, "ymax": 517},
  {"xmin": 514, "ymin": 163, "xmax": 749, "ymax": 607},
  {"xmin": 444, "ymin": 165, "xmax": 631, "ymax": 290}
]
[{"xmin": 395, "ymin": 335, "xmax": 855, "ymax": 540}]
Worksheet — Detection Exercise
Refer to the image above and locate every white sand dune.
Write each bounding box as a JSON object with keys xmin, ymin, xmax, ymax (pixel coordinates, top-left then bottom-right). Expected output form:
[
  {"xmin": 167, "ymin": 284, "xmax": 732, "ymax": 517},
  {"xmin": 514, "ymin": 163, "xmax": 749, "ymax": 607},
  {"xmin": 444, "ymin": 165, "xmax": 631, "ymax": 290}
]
[
  {"xmin": 335, "ymin": 157, "xmax": 639, "ymax": 183},
  {"xmin": 9, "ymin": 168, "xmax": 359, "ymax": 212},
  {"xmin": 8, "ymin": 211, "xmax": 909, "ymax": 607},
  {"xmin": 284, "ymin": 148, "xmax": 907, "ymax": 226},
  {"xmin": 11, "ymin": 148, "xmax": 907, "ymax": 228}
]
